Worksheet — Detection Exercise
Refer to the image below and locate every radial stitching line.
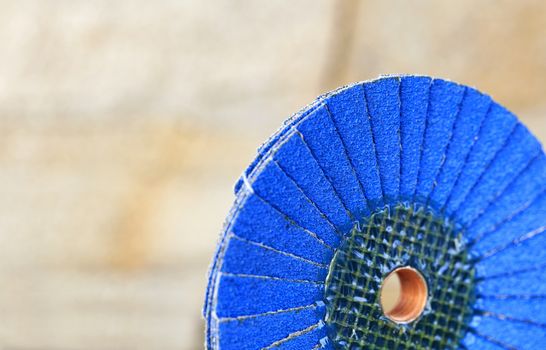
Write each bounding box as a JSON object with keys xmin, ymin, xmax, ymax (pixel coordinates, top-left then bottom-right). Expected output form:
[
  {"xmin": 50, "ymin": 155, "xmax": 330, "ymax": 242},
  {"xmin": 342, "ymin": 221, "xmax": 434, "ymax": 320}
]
[
  {"xmin": 449, "ymin": 122, "xmax": 520, "ymax": 217},
  {"xmin": 469, "ymin": 329, "xmax": 519, "ymax": 350},
  {"xmin": 313, "ymin": 336, "xmax": 330, "ymax": 350},
  {"xmin": 425, "ymin": 87, "xmax": 468, "ymax": 206},
  {"xmin": 294, "ymin": 129, "xmax": 355, "ymax": 223},
  {"xmin": 362, "ymin": 83, "xmax": 387, "ymax": 202},
  {"xmin": 476, "ymin": 262, "xmax": 546, "ymax": 281},
  {"xmin": 261, "ymin": 322, "xmax": 322, "ymax": 350},
  {"xmin": 478, "ymin": 311, "xmax": 546, "ymax": 328},
  {"xmin": 440, "ymin": 101, "xmax": 493, "ymax": 212},
  {"xmin": 413, "ymin": 79, "xmax": 434, "ymax": 202},
  {"xmin": 252, "ymin": 191, "xmax": 336, "ymax": 251},
  {"xmin": 218, "ymin": 303, "xmax": 318, "ymax": 322},
  {"xmin": 477, "ymin": 225, "xmax": 546, "ymax": 261},
  {"xmin": 324, "ymin": 103, "xmax": 371, "ymax": 212},
  {"xmin": 478, "ymin": 293, "xmax": 546, "ymax": 300},
  {"xmin": 312, "ymin": 342, "xmax": 322, "ymax": 350},
  {"xmin": 230, "ymin": 234, "xmax": 329, "ymax": 268},
  {"xmin": 272, "ymin": 159, "xmax": 344, "ymax": 239},
  {"xmin": 220, "ymin": 272, "xmax": 325, "ymax": 285},
  {"xmin": 463, "ymin": 152, "xmax": 543, "ymax": 230},
  {"xmin": 467, "ymin": 188, "xmax": 546, "ymax": 247}
]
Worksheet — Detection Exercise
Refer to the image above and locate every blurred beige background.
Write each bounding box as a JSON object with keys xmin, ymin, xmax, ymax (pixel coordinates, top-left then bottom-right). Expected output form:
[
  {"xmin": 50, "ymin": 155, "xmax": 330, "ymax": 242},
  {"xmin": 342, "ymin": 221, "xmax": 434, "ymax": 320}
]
[{"xmin": 0, "ymin": 1, "xmax": 545, "ymax": 349}]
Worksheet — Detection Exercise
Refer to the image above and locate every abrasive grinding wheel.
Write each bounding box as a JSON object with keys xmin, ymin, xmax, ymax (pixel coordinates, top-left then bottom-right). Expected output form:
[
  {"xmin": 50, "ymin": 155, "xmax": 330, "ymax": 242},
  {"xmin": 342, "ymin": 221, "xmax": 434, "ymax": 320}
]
[{"xmin": 204, "ymin": 76, "xmax": 546, "ymax": 350}]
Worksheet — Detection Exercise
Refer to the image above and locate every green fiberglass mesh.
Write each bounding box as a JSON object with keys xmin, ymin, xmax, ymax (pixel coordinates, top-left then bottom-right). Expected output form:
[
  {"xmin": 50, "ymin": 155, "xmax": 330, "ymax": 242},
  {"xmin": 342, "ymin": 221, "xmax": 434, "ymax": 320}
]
[
  {"xmin": 204, "ymin": 76, "xmax": 546, "ymax": 350},
  {"xmin": 324, "ymin": 204, "xmax": 475, "ymax": 349}
]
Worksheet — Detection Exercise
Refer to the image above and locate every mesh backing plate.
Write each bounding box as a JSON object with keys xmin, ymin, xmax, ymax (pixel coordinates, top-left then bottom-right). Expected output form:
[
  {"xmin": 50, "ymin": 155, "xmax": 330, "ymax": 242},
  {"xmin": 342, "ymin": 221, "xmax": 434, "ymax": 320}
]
[{"xmin": 324, "ymin": 203, "xmax": 476, "ymax": 349}]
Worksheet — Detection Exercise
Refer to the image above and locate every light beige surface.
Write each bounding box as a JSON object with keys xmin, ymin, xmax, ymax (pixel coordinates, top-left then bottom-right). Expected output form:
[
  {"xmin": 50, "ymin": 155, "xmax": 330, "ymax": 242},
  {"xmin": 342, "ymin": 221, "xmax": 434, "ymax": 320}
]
[{"xmin": 0, "ymin": 1, "xmax": 545, "ymax": 349}]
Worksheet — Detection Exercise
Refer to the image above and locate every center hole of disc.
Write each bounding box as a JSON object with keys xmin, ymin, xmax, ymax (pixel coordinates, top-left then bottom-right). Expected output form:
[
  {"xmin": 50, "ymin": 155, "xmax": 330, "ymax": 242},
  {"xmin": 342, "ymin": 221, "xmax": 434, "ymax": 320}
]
[{"xmin": 380, "ymin": 267, "xmax": 428, "ymax": 324}]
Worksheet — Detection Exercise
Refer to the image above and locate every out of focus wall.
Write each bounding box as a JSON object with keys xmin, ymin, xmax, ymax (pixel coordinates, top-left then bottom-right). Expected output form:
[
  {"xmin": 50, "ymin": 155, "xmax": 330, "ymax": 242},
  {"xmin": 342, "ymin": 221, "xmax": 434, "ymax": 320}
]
[{"xmin": 0, "ymin": 1, "xmax": 544, "ymax": 349}]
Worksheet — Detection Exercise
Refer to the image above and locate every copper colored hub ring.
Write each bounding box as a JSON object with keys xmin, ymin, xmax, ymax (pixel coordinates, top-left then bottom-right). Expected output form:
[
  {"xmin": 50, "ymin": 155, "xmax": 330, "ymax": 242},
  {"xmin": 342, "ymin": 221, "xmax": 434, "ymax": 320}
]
[{"xmin": 381, "ymin": 267, "xmax": 428, "ymax": 324}]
